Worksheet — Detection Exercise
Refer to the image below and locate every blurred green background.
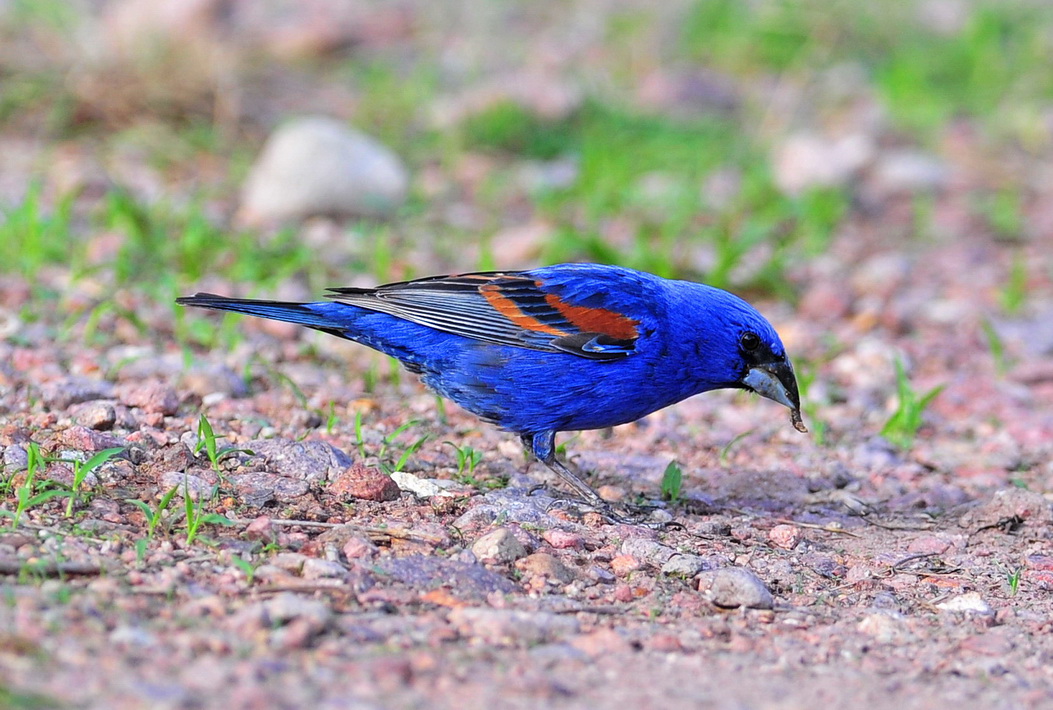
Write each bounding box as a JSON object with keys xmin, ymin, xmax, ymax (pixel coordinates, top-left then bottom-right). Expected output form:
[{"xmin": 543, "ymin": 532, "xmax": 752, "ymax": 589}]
[{"xmin": 0, "ymin": 0, "xmax": 1048, "ymax": 350}]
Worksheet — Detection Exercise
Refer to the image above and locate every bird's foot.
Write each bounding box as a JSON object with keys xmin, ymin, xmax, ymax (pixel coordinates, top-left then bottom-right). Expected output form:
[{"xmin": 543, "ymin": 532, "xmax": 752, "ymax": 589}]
[{"xmin": 543, "ymin": 497, "xmax": 673, "ymax": 529}]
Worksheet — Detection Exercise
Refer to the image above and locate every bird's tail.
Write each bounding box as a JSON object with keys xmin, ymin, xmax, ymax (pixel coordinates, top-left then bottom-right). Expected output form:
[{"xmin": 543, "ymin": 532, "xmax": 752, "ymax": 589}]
[{"xmin": 176, "ymin": 293, "xmax": 340, "ymax": 329}]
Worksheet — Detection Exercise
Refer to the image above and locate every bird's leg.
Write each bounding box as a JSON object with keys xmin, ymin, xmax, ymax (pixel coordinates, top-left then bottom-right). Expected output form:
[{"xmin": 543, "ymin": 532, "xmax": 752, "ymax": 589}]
[
  {"xmin": 523, "ymin": 432, "xmax": 669, "ymax": 528},
  {"xmin": 528, "ymin": 431, "xmax": 609, "ymax": 510}
]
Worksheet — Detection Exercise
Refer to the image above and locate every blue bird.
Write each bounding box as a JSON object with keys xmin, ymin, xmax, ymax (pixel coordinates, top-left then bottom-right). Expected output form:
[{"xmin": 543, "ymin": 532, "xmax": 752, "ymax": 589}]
[{"xmin": 177, "ymin": 263, "xmax": 805, "ymax": 519}]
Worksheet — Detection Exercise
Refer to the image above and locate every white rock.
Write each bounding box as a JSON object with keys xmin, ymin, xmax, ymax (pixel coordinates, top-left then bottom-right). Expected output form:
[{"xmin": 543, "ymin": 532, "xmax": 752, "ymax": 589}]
[
  {"xmin": 772, "ymin": 133, "xmax": 874, "ymax": 195},
  {"xmin": 661, "ymin": 553, "xmax": 706, "ymax": 578},
  {"xmin": 240, "ymin": 116, "xmax": 408, "ymax": 224},
  {"xmin": 872, "ymin": 150, "xmax": 949, "ymax": 194},
  {"xmin": 389, "ymin": 470, "xmax": 458, "ymax": 498},
  {"xmin": 471, "ymin": 527, "xmax": 528, "ymax": 564},
  {"xmin": 301, "ymin": 558, "xmax": 348, "ymax": 580},
  {"xmin": 936, "ymin": 592, "xmax": 993, "ymax": 616},
  {"xmin": 858, "ymin": 612, "xmax": 914, "ymax": 643},
  {"xmin": 697, "ymin": 567, "xmax": 774, "ymax": 609}
]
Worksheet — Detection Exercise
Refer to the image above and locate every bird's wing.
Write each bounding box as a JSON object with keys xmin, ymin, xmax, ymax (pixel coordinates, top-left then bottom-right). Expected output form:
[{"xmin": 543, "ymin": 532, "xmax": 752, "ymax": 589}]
[{"xmin": 326, "ymin": 271, "xmax": 641, "ymax": 360}]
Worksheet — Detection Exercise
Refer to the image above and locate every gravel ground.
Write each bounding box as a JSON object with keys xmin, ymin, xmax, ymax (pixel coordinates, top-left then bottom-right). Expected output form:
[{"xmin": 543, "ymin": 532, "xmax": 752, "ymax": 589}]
[
  {"xmin": 3, "ymin": 1, "xmax": 1053, "ymax": 708},
  {"xmin": 3, "ymin": 227, "xmax": 1053, "ymax": 709}
]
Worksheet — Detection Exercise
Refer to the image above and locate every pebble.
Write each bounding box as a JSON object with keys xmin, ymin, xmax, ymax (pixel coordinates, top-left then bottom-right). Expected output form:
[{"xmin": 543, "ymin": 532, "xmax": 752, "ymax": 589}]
[
  {"xmin": 936, "ymin": 592, "xmax": 994, "ymax": 616},
  {"xmin": 542, "ymin": 529, "xmax": 584, "ymax": 550},
  {"xmin": 301, "ymin": 558, "xmax": 348, "ymax": 580},
  {"xmin": 231, "ymin": 471, "xmax": 310, "ymax": 507},
  {"xmin": 342, "ymin": 535, "xmax": 379, "ymax": 561},
  {"xmin": 586, "ymin": 565, "xmax": 616, "ymax": 584},
  {"xmin": 69, "ymin": 401, "xmax": 117, "ymax": 430},
  {"xmin": 227, "ymin": 593, "xmax": 332, "ymax": 646},
  {"xmin": 448, "ymin": 608, "xmax": 579, "ymax": 647},
  {"xmin": 772, "ymin": 132, "xmax": 873, "ymax": 195},
  {"xmin": 161, "ymin": 471, "xmax": 215, "ymax": 500},
  {"xmin": 115, "ymin": 380, "xmax": 180, "ymax": 416},
  {"xmin": 240, "ymin": 116, "xmax": 409, "ymax": 225},
  {"xmin": 471, "ymin": 527, "xmax": 528, "ymax": 564},
  {"xmin": 389, "ymin": 470, "xmax": 459, "ymax": 499},
  {"xmin": 568, "ymin": 628, "xmax": 633, "ymax": 658},
  {"xmin": 516, "ymin": 552, "xmax": 576, "ymax": 585},
  {"xmin": 610, "ymin": 554, "xmax": 643, "ymax": 577},
  {"xmin": 696, "ymin": 567, "xmax": 774, "ymax": 609},
  {"xmin": 619, "ymin": 538, "xmax": 675, "ymax": 566},
  {"xmin": 768, "ymin": 524, "xmax": 803, "ymax": 550},
  {"xmin": 378, "ymin": 555, "xmax": 518, "ymax": 599},
  {"xmin": 39, "ymin": 377, "xmax": 115, "ymax": 410},
  {"xmin": 56, "ymin": 426, "xmax": 126, "ymax": 453},
  {"xmin": 857, "ymin": 612, "xmax": 914, "ymax": 644},
  {"xmin": 661, "ymin": 554, "xmax": 706, "ymax": 578},
  {"xmin": 2, "ymin": 445, "xmax": 28, "ymax": 472},
  {"xmin": 244, "ymin": 516, "xmax": 276, "ymax": 543},
  {"xmin": 270, "ymin": 553, "xmax": 310, "ymax": 574},
  {"xmin": 871, "ymin": 150, "xmax": 948, "ymax": 194},
  {"xmin": 247, "ymin": 438, "xmax": 353, "ymax": 483},
  {"xmin": 329, "ymin": 464, "xmax": 401, "ymax": 502},
  {"xmin": 906, "ymin": 535, "xmax": 954, "ymax": 555}
]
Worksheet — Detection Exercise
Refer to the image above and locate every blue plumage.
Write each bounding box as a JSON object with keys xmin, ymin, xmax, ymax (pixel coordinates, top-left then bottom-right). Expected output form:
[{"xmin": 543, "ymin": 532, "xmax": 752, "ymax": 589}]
[{"xmin": 177, "ymin": 263, "xmax": 804, "ymax": 519}]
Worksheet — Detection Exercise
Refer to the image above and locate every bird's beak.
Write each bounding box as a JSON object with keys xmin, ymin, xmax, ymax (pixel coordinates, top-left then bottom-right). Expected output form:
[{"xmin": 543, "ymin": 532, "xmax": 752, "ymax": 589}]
[{"xmin": 742, "ymin": 362, "xmax": 808, "ymax": 433}]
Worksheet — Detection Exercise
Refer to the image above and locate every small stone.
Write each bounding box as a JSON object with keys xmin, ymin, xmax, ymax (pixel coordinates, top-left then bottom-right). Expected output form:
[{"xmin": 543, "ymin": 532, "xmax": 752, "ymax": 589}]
[
  {"xmin": 542, "ymin": 529, "xmax": 584, "ymax": 550},
  {"xmin": 301, "ymin": 558, "xmax": 348, "ymax": 580},
  {"xmin": 240, "ymin": 116, "xmax": 409, "ymax": 225},
  {"xmin": 936, "ymin": 592, "xmax": 993, "ymax": 616},
  {"xmin": 342, "ymin": 536, "xmax": 379, "ymax": 560},
  {"xmin": 270, "ymin": 553, "xmax": 310, "ymax": 575},
  {"xmin": 568, "ymin": 628, "xmax": 632, "ymax": 658},
  {"xmin": 661, "ymin": 553, "xmax": 706, "ymax": 578},
  {"xmin": 697, "ymin": 567, "xmax": 774, "ymax": 609},
  {"xmin": 57, "ymin": 426, "xmax": 125, "ymax": 453},
  {"xmin": 871, "ymin": 150, "xmax": 948, "ymax": 194},
  {"xmin": 40, "ymin": 377, "xmax": 115, "ymax": 410},
  {"xmin": 109, "ymin": 624, "xmax": 157, "ymax": 648},
  {"xmin": 227, "ymin": 593, "xmax": 332, "ymax": 647},
  {"xmin": 378, "ymin": 555, "xmax": 518, "ymax": 599},
  {"xmin": 610, "ymin": 554, "xmax": 643, "ymax": 577},
  {"xmin": 586, "ymin": 565, "xmax": 616, "ymax": 584},
  {"xmin": 448, "ymin": 608, "xmax": 578, "ymax": 647},
  {"xmin": 906, "ymin": 535, "xmax": 953, "ymax": 555},
  {"xmin": 389, "ymin": 470, "xmax": 460, "ymax": 498},
  {"xmin": 329, "ymin": 464, "xmax": 400, "ymax": 502},
  {"xmin": 772, "ymin": 132, "xmax": 873, "ymax": 195},
  {"xmin": 645, "ymin": 633, "xmax": 684, "ymax": 653},
  {"xmin": 768, "ymin": 524, "xmax": 802, "ymax": 550},
  {"xmin": 1026, "ymin": 554, "xmax": 1053, "ymax": 571},
  {"xmin": 180, "ymin": 364, "xmax": 251, "ymax": 399},
  {"xmin": 69, "ymin": 401, "xmax": 117, "ymax": 430},
  {"xmin": 472, "ymin": 527, "xmax": 528, "ymax": 564},
  {"xmin": 2, "ymin": 445, "xmax": 29, "ymax": 472},
  {"xmin": 230, "ymin": 471, "xmax": 310, "ymax": 507},
  {"xmin": 857, "ymin": 612, "xmax": 913, "ymax": 644},
  {"xmin": 619, "ymin": 538, "xmax": 675, "ymax": 566},
  {"xmin": 115, "ymin": 381, "xmax": 180, "ymax": 416},
  {"xmin": 516, "ymin": 552, "xmax": 576, "ymax": 584},
  {"xmin": 248, "ymin": 438, "xmax": 353, "ymax": 483},
  {"xmin": 244, "ymin": 516, "xmax": 275, "ymax": 542},
  {"xmin": 160, "ymin": 471, "xmax": 214, "ymax": 500}
]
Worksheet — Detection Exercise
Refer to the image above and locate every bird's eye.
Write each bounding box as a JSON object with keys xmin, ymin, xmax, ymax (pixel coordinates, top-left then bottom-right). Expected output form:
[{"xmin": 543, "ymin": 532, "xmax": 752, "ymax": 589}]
[{"xmin": 740, "ymin": 332, "xmax": 761, "ymax": 351}]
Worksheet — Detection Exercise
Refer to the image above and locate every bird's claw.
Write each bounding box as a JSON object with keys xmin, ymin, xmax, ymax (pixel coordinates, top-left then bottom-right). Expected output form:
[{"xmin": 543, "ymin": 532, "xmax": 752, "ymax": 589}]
[{"xmin": 543, "ymin": 497, "xmax": 672, "ymax": 529}]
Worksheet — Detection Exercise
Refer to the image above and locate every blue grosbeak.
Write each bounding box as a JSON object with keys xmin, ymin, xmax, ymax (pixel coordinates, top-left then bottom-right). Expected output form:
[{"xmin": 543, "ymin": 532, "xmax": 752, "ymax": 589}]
[{"xmin": 178, "ymin": 263, "xmax": 804, "ymax": 517}]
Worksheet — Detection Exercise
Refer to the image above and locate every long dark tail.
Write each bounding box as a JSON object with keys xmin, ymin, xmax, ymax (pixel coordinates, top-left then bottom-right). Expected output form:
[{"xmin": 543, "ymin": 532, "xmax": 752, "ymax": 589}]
[{"xmin": 176, "ymin": 293, "xmax": 343, "ymax": 330}]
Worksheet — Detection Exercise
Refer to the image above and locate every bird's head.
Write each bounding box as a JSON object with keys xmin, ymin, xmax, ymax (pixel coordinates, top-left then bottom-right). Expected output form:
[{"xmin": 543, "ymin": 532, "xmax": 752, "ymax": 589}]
[
  {"xmin": 678, "ymin": 283, "xmax": 806, "ymax": 433},
  {"xmin": 735, "ymin": 326, "xmax": 807, "ymax": 433}
]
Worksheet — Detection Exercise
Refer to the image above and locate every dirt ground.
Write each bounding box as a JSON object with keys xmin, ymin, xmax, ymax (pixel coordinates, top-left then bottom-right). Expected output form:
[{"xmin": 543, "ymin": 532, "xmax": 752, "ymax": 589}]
[{"xmin": 3, "ymin": 1, "xmax": 1053, "ymax": 709}]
